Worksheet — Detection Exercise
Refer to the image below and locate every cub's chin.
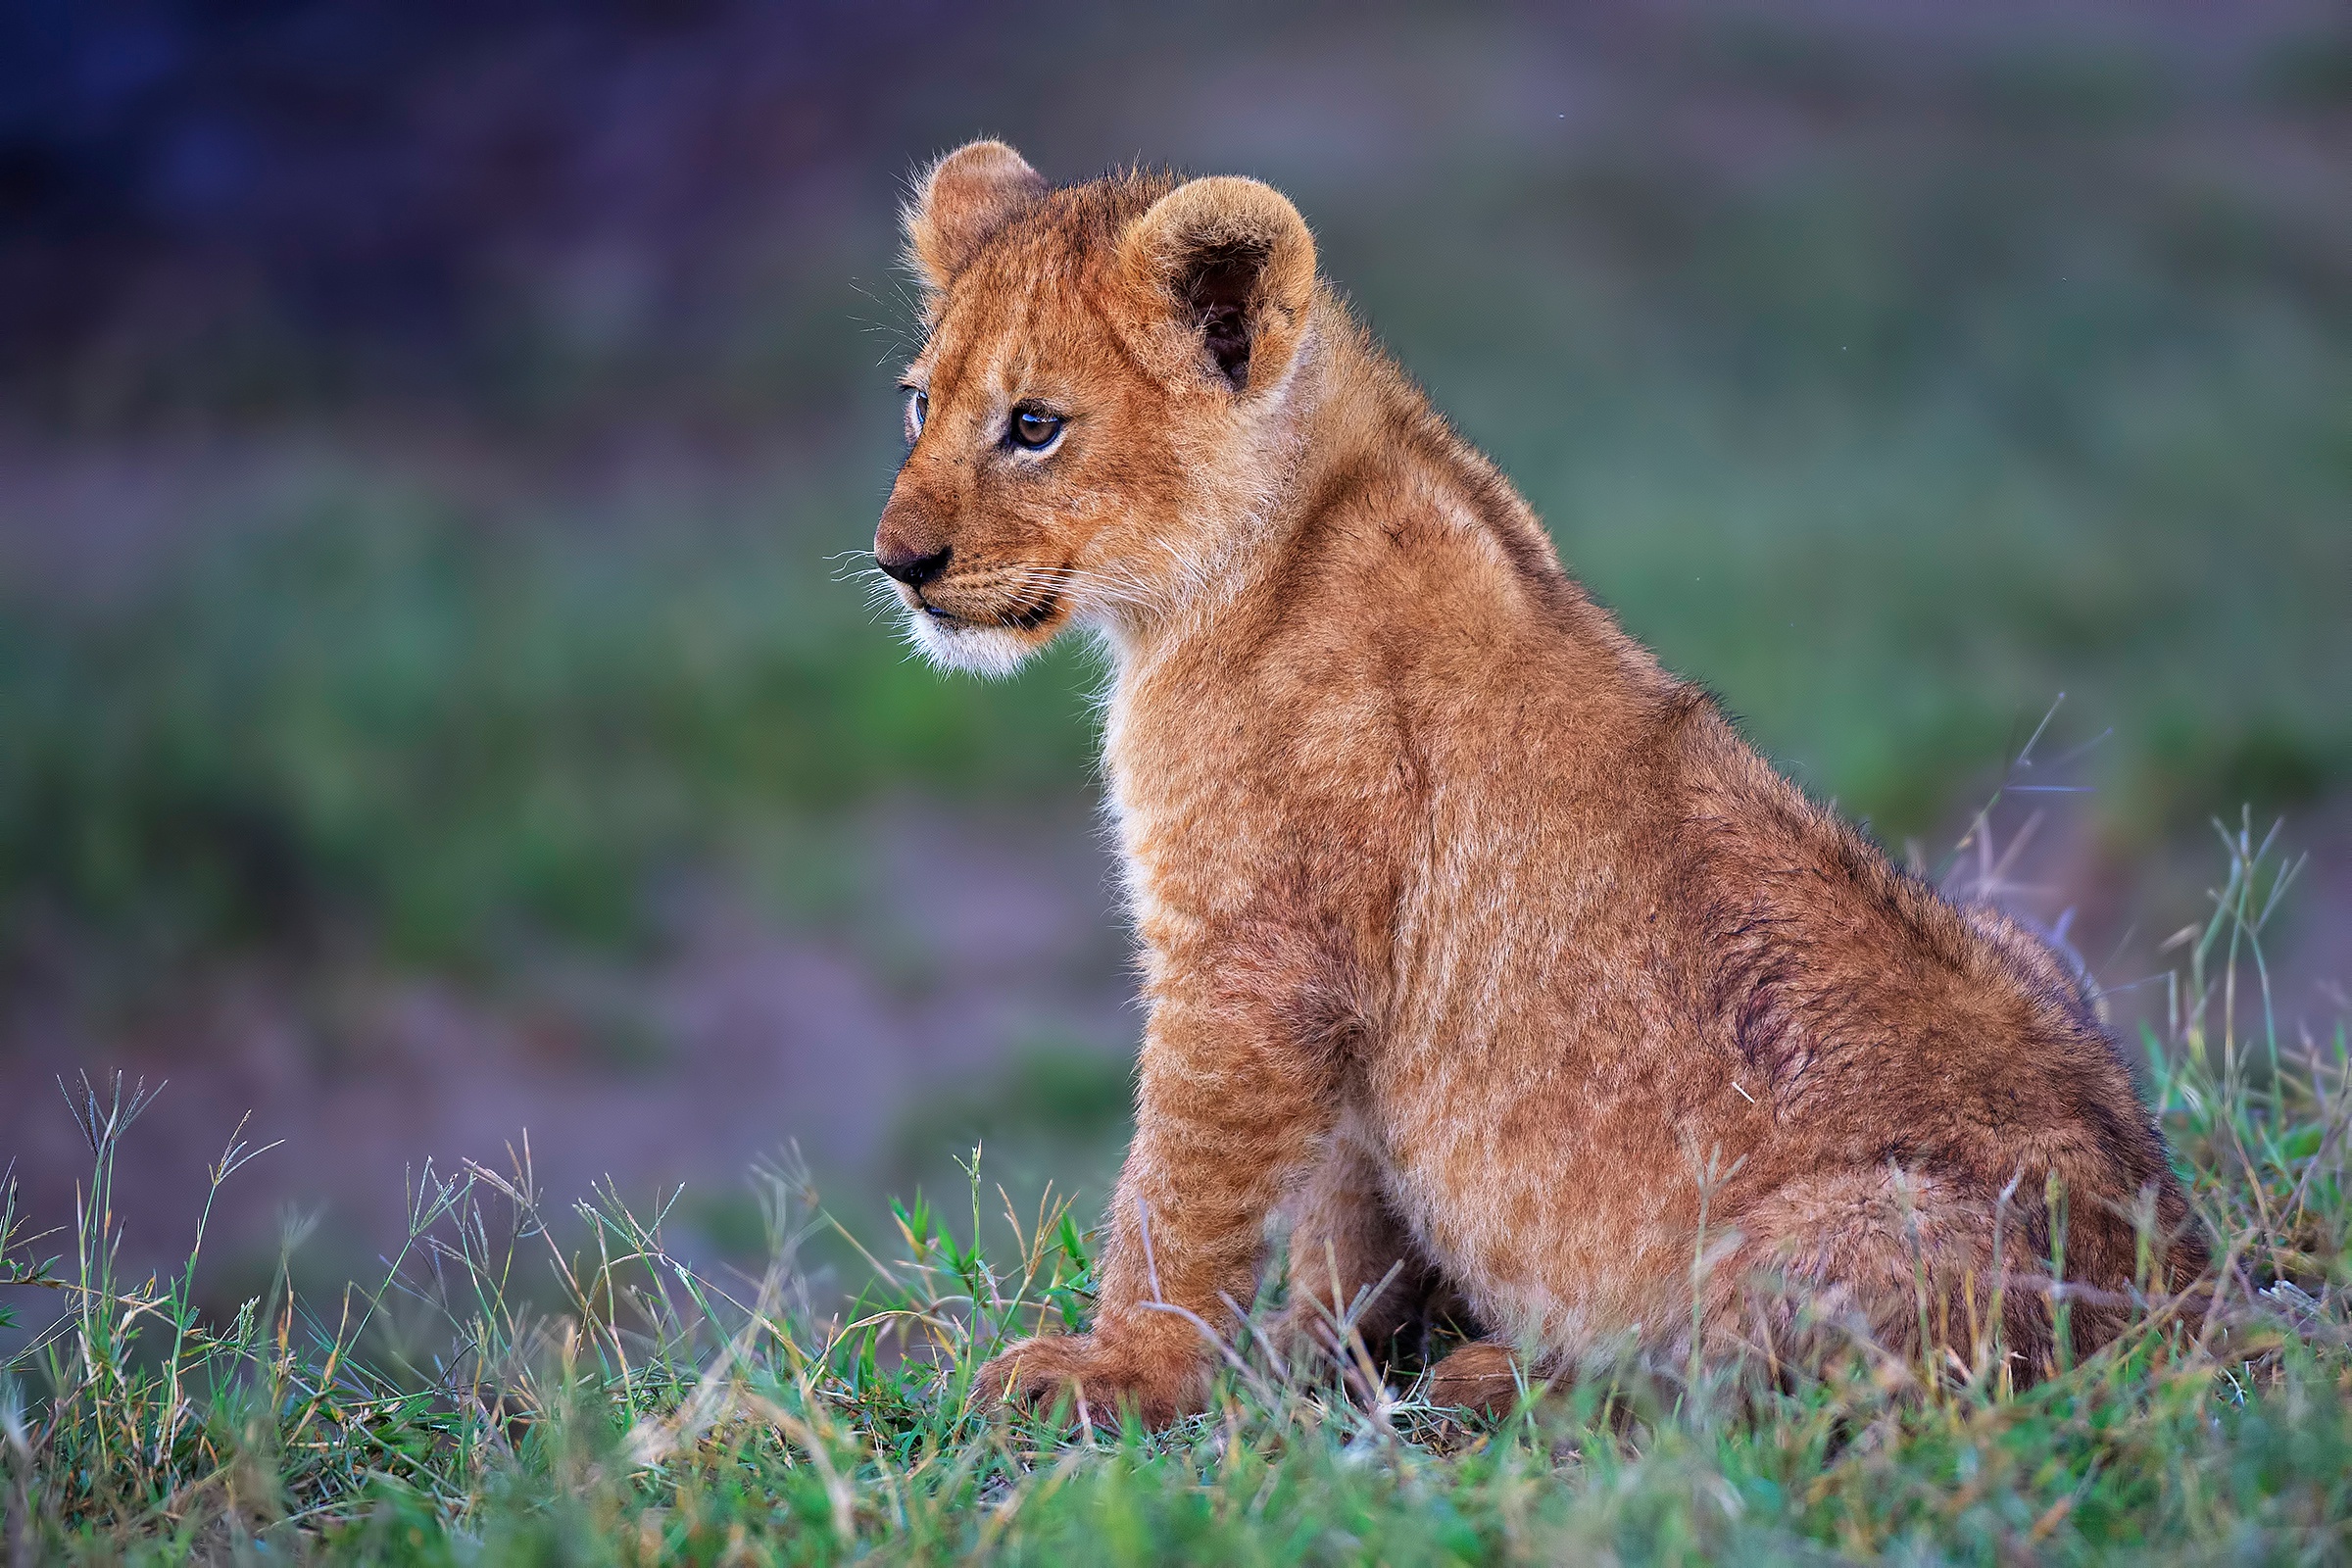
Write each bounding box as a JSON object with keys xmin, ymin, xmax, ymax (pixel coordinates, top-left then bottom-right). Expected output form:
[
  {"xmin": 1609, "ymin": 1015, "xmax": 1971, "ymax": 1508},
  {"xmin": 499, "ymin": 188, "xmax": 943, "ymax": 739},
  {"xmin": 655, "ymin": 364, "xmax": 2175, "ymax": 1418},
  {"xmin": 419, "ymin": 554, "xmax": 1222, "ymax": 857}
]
[{"xmin": 901, "ymin": 606, "xmax": 1056, "ymax": 678}]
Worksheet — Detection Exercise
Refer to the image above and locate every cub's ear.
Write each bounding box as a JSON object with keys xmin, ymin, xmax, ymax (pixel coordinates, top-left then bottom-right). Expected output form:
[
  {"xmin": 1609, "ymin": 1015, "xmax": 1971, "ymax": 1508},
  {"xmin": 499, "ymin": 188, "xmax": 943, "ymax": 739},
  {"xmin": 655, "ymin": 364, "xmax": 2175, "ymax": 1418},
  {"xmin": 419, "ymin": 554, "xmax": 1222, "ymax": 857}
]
[
  {"xmin": 1122, "ymin": 176, "xmax": 1316, "ymax": 394},
  {"xmin": 904, "ymin": 140, "xmax": 1048, "ymax": 293}
]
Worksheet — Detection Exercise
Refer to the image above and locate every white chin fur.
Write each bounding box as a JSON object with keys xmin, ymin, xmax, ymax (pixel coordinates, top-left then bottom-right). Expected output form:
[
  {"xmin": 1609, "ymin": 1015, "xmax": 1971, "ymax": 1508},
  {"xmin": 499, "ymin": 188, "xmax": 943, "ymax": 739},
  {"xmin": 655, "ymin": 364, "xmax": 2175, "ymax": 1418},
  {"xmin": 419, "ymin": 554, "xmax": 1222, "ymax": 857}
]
[{"xmin": 902, "ymin": 610, "xmax": 1041, "ymax": 678}]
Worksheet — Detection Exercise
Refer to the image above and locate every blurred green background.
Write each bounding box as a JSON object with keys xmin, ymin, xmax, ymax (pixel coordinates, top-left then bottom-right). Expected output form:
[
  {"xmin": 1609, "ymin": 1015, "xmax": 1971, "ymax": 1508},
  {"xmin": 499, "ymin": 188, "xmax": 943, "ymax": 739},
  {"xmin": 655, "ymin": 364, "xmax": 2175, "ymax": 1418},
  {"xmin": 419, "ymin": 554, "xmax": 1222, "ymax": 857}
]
[{"xmin": 1, "ymin": 1, "xmax": 2346, "ymax": 1299}]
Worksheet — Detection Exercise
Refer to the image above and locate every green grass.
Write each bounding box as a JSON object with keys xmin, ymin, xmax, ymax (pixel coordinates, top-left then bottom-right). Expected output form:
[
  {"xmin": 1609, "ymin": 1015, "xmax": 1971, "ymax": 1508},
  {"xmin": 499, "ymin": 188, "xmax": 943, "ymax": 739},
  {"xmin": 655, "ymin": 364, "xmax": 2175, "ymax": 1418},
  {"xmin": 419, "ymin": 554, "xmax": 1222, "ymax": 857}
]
[{"xmin": 3, "ymin": 829, "xmax": 2346, "ymax": 1564}]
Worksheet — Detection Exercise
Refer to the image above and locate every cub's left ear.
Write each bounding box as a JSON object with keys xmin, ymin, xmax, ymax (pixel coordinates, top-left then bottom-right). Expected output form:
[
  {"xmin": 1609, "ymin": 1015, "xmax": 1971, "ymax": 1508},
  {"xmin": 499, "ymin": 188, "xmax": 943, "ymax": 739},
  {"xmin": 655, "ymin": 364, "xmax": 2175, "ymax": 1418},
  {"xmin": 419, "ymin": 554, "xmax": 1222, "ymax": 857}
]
[
  {"xmin": 905, "ymin": 139, "xmax": 1048, "ymax": 294},
  {"xmin": 1122, "ymin": 176, "xmax": 1316, "ymax": 395}
]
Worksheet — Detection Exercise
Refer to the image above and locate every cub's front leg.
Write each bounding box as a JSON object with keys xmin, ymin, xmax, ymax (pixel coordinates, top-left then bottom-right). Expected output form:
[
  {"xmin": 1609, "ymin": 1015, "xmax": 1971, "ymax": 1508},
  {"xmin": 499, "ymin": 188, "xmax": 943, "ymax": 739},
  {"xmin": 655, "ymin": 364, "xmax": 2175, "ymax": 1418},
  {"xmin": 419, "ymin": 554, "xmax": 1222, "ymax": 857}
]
[{"xmin": 975, "ymin": 958, "xmax": 1340, "ymax": 1427}]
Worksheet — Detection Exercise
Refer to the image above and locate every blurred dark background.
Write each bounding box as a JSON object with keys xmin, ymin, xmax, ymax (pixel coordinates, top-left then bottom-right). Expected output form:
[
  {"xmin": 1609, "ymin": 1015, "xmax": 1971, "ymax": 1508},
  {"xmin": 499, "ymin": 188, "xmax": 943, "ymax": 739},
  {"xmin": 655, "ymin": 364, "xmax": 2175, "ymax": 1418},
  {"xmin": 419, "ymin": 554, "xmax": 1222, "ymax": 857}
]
[{"xmin": 2, "ymin": 1, "xmax": 2348, "ymax": 1314}]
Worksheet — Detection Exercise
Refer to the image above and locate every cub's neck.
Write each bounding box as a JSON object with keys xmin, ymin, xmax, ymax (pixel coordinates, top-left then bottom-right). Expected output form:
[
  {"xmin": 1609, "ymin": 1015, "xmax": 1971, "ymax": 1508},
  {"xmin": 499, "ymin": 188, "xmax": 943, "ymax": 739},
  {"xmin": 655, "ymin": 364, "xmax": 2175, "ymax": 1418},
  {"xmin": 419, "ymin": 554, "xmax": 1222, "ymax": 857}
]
[
  {"xmin": 1098, "ymin": 292, "xmax": 1674, "ymax": 773},
  {"xmin": 1100, "ymin": 296, "xmax": 1383, "ymax": 669}
]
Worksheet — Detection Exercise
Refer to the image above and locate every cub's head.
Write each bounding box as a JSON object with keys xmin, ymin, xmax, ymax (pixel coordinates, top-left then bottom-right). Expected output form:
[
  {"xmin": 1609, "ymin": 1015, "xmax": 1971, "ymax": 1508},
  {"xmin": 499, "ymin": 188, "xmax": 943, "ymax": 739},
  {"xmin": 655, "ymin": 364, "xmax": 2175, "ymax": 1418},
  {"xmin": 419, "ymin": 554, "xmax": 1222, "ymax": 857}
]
[{"xmin": 873, "ymin": 141, "xmax": 1318, "ymax": 674}]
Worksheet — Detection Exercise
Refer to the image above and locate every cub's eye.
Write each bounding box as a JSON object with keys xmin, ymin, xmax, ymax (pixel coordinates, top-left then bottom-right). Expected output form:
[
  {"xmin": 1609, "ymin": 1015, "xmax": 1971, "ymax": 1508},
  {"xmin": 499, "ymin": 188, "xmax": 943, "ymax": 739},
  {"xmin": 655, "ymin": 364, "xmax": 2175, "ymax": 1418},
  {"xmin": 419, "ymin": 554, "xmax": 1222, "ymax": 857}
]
[
  {"xmin": 904, "ymin": 389, "xmax": 927, "ymax": 441},
  {"xmin": 1008, "ymin": 407, "xmax": 1063, "ymax": 450}
]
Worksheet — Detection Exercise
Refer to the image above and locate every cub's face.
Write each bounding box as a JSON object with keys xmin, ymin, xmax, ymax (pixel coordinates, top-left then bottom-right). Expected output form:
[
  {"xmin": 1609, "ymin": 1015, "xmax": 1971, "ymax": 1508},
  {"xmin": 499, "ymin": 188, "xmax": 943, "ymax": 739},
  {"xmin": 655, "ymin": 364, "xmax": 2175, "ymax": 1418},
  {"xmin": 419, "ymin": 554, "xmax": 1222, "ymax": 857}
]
[{"xmin": 874, "ymin": 143, "xmax": 1316, "ymax": 675}]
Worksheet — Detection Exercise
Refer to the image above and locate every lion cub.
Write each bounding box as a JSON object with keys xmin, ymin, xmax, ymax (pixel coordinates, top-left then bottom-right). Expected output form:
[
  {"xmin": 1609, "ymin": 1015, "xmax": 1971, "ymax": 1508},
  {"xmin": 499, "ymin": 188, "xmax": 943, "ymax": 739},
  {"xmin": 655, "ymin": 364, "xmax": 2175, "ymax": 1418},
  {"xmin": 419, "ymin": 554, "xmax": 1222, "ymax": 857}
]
[{"xmin": 873, "ymin": 141, "xmax": 2205, "ymax": 1425}]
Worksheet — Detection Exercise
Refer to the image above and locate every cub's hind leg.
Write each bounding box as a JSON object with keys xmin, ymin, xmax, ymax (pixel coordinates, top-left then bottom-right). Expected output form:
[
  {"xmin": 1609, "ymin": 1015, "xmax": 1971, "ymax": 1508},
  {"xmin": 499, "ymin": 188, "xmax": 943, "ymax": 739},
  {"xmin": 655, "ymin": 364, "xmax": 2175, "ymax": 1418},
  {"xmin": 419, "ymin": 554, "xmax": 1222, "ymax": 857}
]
[
  {"xmin": 1423, "ymin": 1341, "xmax": 1526, "ymax": 1415},
  {"xmin": 1273, "ymin": 1120, "xmax": 1446, "ymax": 1373},
  {"xmin": 1706, "ymin": 1168, "xmax": 2056, "ymax": 1381},
  {"xmin": 1713, "ymin": 1162, "xmax": 2204, "ymax": 1384}
]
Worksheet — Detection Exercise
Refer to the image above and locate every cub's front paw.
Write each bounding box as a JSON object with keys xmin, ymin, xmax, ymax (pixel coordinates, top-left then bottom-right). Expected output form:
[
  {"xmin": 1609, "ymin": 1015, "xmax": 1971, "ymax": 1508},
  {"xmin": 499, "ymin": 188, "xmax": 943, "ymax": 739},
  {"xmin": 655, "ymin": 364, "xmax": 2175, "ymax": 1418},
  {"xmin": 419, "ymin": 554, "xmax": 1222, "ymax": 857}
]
[{"xmin": 972, "ymin": 1331, "xmax": 1203, "ymax": 1429}]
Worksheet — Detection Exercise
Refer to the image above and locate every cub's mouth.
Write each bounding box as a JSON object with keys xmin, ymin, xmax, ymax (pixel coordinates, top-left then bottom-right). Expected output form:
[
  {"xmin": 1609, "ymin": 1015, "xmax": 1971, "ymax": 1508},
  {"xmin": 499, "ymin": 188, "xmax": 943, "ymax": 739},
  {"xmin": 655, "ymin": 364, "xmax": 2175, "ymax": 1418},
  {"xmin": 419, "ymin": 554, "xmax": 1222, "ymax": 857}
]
[{"xmin": 906, "ymin": 564, "xmax": 1069, "ymax": 636}]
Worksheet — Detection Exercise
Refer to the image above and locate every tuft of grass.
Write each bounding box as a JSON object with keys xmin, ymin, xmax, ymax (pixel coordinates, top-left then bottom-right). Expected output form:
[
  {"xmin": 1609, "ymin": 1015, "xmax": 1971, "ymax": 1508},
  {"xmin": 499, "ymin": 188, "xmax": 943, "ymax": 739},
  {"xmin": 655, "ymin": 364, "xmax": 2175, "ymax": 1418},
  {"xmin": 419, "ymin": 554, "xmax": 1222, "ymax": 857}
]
[{"xmin": 3, "ymin": 829, "xmax": 2348, "ymax": 1562}]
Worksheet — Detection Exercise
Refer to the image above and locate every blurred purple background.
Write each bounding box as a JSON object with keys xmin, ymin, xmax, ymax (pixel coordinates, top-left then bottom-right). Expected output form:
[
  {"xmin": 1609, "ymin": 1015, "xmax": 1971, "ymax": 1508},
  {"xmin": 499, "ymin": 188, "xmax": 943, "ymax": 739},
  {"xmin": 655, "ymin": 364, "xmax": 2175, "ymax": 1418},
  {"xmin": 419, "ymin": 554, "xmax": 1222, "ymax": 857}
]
[{"xmin": 2, "ymin": 1, "xmax": 2347, "ymax": 1326}]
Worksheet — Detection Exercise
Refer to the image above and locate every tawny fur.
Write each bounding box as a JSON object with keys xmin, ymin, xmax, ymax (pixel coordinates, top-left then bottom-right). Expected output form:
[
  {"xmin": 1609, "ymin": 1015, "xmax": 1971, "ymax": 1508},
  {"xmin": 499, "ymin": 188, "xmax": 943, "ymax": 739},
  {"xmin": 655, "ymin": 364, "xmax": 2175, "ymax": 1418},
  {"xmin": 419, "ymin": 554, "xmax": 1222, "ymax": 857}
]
[{"xmin": 873, "ymin": 142, "xmax": 2207, "ymax": 1427}]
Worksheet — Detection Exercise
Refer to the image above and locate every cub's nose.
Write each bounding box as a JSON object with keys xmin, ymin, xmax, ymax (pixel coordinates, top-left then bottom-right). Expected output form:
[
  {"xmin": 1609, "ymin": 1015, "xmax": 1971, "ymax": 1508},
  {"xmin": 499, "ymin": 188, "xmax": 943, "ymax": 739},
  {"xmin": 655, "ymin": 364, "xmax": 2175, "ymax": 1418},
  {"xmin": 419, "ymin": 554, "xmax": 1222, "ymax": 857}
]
[{"xmin": 876, "ymin": 543, "xmax": 952, "ymax": 588}]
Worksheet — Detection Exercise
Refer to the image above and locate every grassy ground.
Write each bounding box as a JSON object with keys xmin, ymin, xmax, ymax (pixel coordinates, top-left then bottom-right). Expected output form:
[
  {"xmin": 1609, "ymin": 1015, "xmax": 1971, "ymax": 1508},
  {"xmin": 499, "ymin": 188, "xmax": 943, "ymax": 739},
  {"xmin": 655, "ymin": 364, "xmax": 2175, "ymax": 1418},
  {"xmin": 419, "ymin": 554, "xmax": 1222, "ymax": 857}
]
[{"xmin": 2, "ymin": 828, "xmax": 2344, "ymax": 1564}]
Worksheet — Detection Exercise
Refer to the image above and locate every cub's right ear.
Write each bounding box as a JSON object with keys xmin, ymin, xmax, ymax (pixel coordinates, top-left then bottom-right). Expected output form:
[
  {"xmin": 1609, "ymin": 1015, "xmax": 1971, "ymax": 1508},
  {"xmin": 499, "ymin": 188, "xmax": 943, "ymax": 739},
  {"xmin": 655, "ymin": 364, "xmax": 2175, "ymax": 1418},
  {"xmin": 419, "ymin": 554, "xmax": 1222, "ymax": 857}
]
[
  {"xmin": 904, "ymin": 140, "xmax": 1047, "ymax": 295},
  {"xmin": 1122, "ymin": 176, "xmax": 1316, "ymax": 396}
]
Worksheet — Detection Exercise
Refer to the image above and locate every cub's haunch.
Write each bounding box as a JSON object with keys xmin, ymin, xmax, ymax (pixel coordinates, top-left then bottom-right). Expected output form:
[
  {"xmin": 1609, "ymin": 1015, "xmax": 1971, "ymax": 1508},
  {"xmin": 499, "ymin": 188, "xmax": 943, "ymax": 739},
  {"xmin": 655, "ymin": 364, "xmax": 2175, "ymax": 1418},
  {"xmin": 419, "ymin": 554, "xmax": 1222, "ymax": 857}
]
[{"xmin": 872, "ymin": 141, "xmax": 2206, "ymax": 1426}]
